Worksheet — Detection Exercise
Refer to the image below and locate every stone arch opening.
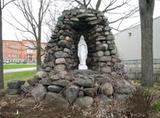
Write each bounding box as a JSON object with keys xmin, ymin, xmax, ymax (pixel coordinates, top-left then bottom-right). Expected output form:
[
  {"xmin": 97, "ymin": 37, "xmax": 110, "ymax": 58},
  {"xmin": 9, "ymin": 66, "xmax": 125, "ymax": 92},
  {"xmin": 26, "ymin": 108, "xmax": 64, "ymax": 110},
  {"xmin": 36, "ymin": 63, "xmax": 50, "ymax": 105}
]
[{"xmin": 43, "ymin": 7, "xmax": 122, "ymax": 74}]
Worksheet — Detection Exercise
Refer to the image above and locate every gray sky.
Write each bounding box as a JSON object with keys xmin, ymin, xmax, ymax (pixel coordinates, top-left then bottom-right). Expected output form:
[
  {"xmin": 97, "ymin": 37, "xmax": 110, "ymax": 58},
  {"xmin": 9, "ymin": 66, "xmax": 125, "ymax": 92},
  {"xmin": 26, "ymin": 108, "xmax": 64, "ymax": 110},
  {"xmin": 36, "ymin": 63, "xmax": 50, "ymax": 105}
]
[{"xmin": 2, "ymin": 0, "xmax": 160, "ymax": 42}]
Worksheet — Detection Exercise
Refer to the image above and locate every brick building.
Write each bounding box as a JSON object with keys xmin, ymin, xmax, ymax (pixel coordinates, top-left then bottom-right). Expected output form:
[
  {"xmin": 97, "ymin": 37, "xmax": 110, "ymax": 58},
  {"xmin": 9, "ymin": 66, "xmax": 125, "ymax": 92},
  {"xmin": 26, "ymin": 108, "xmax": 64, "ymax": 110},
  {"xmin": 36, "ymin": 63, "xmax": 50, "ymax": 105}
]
[{"xmin": 3, "ymin": 40, "xmax": 47, "ymax": 63}]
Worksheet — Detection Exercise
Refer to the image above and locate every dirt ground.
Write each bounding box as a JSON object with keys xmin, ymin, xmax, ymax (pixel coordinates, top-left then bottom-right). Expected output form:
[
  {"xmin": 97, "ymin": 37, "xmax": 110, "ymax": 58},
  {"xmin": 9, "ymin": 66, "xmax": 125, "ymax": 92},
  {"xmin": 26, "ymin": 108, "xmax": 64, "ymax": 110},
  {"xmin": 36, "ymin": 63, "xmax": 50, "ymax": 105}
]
[{"xmin": 0, "ymin": 94, "xmax": 159, "ymax": 118}]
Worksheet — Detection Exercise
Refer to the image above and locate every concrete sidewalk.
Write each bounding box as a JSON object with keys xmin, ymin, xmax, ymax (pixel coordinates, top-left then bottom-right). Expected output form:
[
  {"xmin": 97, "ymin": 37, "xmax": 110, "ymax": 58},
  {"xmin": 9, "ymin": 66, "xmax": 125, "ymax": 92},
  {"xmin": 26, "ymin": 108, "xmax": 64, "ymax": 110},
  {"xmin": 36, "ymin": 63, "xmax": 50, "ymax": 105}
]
[{"xmin": 4, "ymin": 67, "xmax": 36, "ymax": 74}]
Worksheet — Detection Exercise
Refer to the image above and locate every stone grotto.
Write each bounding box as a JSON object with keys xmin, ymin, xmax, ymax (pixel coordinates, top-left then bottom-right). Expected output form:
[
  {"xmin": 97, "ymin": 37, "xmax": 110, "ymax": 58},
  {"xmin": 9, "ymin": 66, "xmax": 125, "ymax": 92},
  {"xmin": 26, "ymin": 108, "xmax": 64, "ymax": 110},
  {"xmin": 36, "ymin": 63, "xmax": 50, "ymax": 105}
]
[{"xmin": 7, "ymin": 6, "xmax": 134, "ymax": 108}]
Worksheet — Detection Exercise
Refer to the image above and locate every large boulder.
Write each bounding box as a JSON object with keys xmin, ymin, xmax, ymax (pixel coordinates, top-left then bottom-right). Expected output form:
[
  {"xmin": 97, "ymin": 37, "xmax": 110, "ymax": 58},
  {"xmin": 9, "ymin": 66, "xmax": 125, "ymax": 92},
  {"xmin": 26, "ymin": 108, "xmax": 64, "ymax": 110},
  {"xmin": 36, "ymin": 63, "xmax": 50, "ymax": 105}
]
[
  {"xmin": 114, "ymin": 79, "xmax": 134, "ymax": 94},
  {"xmin": 31, "ymin": 84, "xmax": 47, "ymax": 102},
  {"xmin": 75, "ymin": 96, "xmax": 94, "ymax": 107},
  {"xmin": 47, "ymin": 85, "xmax": 63, "ymax": 93},
  {"xmin": 64, "ymin": 85, "xmax": 79, "ymax": 104},
  {"xmin": 52, "ymin": 80, "xmax": 70, "ymax": 87},
  {"xmin": 100, "ymin": 83, "xmax": 113, "ymax": 96},
  {"xmin": 44, "ymin": 92, "xmax": 69, "ymax": 108},
  {"xmin": 7, "ymin": 80, "xmax": 25, "ymax": 89},
  {"xmin": 74, "ymin": 79, "xmax": 93, "ymax": 88}
]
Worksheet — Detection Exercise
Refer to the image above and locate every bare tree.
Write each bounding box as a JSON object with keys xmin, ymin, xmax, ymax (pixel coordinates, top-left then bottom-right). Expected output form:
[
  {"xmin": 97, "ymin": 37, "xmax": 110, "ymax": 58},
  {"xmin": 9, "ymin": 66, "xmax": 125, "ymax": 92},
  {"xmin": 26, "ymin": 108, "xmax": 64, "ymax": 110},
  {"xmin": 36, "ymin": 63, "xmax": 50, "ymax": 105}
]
[
  {"xmin": 9, "ymin": 0, "xmax": 51, "ymax": 70},
  {"xmin": 65, "ymin": 0, "xmax": 139, "ymax": 31},
  {"xmin": 0, "ymin": 0, "xmax": 16, "ymax": 89},
  {"xmin": 139, "ymin": 0, "xmax": 155, "ymax": 86}
]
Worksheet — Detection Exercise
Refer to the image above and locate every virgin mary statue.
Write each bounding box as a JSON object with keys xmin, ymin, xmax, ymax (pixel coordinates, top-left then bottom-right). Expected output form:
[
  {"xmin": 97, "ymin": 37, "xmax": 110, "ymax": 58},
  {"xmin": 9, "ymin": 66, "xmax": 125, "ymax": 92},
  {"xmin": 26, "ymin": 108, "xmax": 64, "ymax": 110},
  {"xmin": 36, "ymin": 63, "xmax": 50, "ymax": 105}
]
[{"xmin": 78, "ymin": 35, "xmax": 88, "ymax": 70}]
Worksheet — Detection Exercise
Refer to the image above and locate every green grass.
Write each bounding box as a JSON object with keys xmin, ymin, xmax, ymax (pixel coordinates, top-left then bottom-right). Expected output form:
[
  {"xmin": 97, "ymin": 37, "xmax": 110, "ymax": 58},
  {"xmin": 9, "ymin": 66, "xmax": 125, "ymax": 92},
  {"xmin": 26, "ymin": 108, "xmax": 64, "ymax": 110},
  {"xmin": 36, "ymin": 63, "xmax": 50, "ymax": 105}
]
[
  {"xmin": 4, "ymin": 71, "xmax": 36, "ymax": 88},
  {"xmin": 153, "ymin": 100, "xmax": 160, "ymax": 112},
  {"xmin": 4, "ymin": 64, "xmax": 36, "ymax": 69}
]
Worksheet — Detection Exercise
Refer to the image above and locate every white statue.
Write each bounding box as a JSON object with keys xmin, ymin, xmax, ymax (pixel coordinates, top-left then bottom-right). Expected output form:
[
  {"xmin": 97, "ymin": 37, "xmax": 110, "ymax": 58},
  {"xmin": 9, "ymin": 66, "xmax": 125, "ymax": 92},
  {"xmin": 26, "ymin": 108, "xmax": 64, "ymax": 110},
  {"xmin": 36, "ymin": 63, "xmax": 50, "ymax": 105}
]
[{"xmin": 78, "ymin": 35, "xmax": 88, "ymax": 70}]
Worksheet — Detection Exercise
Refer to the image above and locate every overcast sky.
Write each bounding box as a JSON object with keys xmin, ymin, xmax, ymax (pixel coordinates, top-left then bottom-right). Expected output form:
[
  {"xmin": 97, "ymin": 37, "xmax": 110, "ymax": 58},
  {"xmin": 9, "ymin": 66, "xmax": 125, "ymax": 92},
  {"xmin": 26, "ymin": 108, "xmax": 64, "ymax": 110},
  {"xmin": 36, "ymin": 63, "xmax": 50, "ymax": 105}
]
[{"xmin": 2, "ymin": 0, "xmax": 160, "ymax": 42}]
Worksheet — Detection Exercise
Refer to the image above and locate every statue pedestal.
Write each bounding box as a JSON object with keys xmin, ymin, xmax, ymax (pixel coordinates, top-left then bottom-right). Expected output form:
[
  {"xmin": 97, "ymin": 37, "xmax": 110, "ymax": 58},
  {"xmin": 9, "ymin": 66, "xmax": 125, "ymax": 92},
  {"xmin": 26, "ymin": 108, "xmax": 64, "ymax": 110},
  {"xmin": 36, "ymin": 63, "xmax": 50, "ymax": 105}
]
[{"xmin": 78, "ymin": 64, "xmax": 88, "ymax": 70}]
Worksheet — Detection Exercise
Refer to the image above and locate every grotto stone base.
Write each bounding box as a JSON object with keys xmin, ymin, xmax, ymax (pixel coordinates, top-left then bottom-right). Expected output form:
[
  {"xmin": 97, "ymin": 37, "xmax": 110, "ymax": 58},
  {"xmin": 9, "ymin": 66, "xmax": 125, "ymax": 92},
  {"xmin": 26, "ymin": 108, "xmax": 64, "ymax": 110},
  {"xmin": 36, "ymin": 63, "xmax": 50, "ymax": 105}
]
[{"xmin": 25, "ymin": 70, "xmax": 134, "ymax": 108}]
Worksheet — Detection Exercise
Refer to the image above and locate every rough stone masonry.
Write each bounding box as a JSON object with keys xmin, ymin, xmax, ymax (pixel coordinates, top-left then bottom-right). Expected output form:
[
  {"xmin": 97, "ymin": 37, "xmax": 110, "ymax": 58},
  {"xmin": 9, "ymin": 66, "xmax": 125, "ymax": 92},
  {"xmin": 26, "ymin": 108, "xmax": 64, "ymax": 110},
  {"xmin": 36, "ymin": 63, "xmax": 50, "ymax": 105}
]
[
  {"xmin": 42, "ymin": 6, "xmax": 124, "ymax": 74},
  {"xmin": 7, "ymin": 7, "xmax": 134, "ymax": 108}
]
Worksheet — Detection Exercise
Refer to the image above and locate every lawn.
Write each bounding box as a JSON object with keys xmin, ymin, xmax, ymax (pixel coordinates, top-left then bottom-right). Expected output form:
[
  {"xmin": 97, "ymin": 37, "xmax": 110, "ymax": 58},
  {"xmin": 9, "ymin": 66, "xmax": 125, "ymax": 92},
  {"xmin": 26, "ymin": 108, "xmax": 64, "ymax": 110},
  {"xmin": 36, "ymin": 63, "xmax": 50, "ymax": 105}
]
[
  {"xmin": 4, "ymin": 64, "xmax": 36, "ymax": 69},
  {"xmin": 4, "ymin": 71, "xmax": 36, "ymax": 88}
]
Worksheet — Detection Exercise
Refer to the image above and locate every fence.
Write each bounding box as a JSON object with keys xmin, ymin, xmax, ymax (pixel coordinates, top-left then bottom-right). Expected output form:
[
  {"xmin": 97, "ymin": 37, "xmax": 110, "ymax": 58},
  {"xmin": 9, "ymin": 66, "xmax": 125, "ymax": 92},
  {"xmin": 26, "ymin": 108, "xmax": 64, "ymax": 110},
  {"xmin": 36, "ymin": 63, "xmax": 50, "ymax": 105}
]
[{"xmin": 122, "ymin": 59, "xmax": 160, "ymax": 81}]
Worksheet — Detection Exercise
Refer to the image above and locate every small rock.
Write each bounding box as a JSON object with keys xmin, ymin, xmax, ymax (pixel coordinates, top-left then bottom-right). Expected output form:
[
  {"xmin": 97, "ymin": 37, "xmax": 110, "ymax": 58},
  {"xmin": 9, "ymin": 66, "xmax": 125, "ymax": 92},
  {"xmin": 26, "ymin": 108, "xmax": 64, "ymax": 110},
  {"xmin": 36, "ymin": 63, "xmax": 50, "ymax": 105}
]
[
  {"xmin": 7, "ymin": 80, "xmax": 25, "ymax": 89},
  {"xmin": 104, "ymin": 26, "xmax": 111, "ymax": 31},
  {"xmin": 86, "ymin": 17, "xmax": 97, "ymax": 21},
  {"xmin": 100, "ymin": 83, "xmax": 113, "ymax": 96},
  {"xmin": 27, "ymin": 76, "xmax": 41, "ymax": 86},
  {"xmin": 111, "ymin": 48, "xmax": 117, "ymax": 55},
  {"xmin": 36, "ymin": 71, "xmax": 47, "ymax": 78},
  {"xmin": 45, "ymin": 92, "xmax": 69, "ymax": 108},
  {"xmin": 45, "ymin": 67, "xmax": 52, "ymax": 72},
  {"xmin": 96, "ymin": 36, "xmax": 106, "ymax": 41},
  {"xmin": 115, "ymin": 79, "xmax": 134, "ymax": 94},
  {"xmin": 21, "ymin": 84, "xmax": 32, "ymax": 94},
  {"xmin": 74, "ymin": 79, "xmax": 93, "ymax": 88},
  {"xmin": 65, "ymin": 85, "xmax": 79, "ymax": 104},
  {"xmin": 31, "ymin": 84, "xmax": 47, "ymax": 102},
  {"xmin": 77, "ymin": 13, "xmax": 95, "ymax": 18},
  {"xmin": 84, "ymin": 88, "xmax": 97, "ymax": 97},
  {"xmin": 75, "ymin": 97, "xmax": 93, "ymax": 107},
  {"xmin": 97, "ymin": 51, "xmax": 104, "ymax": 57},
  {"xmin": 108, "ymin": 44, "xmax": 116, "ymax": 50},
  {"xmin": 40, "ymin": 78, "xmax": 52, "ymax": 85},
  {"xmin": 55, "ymin": 51, "xmax": 69, "ymax": 58},
  {"xmin": 58, "ymin": 40, "xmax": 68, "ymax": 47},
  {"xmin": 104, "ymin": 51, "xmax": 110, "ymax": 56},
  {"xmin": 95, "ymin": 76, "xmax": 109, "ymax": 85},
  {"xmin": 101, "ymin": 66, "xmax": 112, "ymax": 73},
  {"xmin": 96, "ymin": 44, "xmax": 108, "ymax": 51},
  {"xmin": 79, "ymin": 91, "xmax": 84, "ymax": 97},
  {"xmin": 107, "ymin": 34, "xmax": 114, "ymax": 40},
  {"xmin": 64, "ymin": 48, "xmax": 72, "ymax": 54},
  {"xmin": 55, "ymin": 64, "xmax": 66, "ymax": 71},
  {"xmin": 55, "ymin": 58, "xmax": 66, "ymax": 64},
  {"xmin": 89, "ymin": 20, "xmax": 101, "ymax": 25},
  {"xmin": 99, "ymin": 56, "xmax": 111, "ymax": 62},
  {"xmin": 59, "ymin": 71, "xmax": 67, "ymax": 79},
  {"xmin": 52, "ymin": 80, "xmax": 70, "ymax": 87},
  {"xmin": 70, "ymin": 17, "xmax": 79, "ymax": 22},
  {"xmin": 64, "ymin": 36, "xmax": 72, "ymax": 41},
  {"xmin": 47, "ymin": 85, "xmax": 63, "ymax": 93}
]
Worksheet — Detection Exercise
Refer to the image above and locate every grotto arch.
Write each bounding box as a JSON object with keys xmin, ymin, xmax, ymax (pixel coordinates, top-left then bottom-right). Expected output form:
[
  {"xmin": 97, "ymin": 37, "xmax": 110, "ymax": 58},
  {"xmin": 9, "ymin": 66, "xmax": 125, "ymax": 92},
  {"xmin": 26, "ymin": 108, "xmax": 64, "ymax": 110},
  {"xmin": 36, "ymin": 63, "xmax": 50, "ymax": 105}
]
[
  {"xmin": 42, "ymin": 7, "xmax": 123, "ymax": 74},
  {"xmin": 28, "ymin": 7, "xmax": 134, "ymax": 107}
]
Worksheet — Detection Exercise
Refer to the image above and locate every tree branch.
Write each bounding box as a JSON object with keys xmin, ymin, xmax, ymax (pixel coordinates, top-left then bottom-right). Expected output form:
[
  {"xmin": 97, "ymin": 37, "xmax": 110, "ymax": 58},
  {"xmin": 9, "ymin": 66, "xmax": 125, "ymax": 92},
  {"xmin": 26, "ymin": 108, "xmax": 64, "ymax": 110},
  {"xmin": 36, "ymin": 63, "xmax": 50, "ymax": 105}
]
[
  {"xmin": 103, "ymin": 0, "xmax": 130, "ymax": 12},
  {"xmin": 109, "ymin": 7, "xmax": 139, "ymax": 24},
  {"xmin": 96, "ymin": 0, "xmax": 102, "ymax": 11},
  {"xmin": 1, "ymin": 0, "xmax": 16, "ymax": 9}
]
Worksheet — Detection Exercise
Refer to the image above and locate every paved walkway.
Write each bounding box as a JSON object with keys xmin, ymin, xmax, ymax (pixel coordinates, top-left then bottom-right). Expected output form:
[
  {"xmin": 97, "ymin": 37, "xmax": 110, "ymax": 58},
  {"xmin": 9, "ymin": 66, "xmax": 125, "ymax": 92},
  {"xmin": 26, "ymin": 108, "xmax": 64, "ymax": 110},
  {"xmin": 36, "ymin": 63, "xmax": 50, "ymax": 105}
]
[{"xmin": 4, "ymin": 67, "xmax": 36, "ymax": 74}]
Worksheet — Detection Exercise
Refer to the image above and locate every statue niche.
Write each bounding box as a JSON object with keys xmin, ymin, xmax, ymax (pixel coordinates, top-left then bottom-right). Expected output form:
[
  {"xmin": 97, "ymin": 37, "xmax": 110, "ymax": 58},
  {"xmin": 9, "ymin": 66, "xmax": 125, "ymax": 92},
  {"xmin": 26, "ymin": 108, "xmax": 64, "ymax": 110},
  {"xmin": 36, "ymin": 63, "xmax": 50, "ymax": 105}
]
[{"xmin": 78, "ymin": 35, "xmax": 88, "ymax": 70}]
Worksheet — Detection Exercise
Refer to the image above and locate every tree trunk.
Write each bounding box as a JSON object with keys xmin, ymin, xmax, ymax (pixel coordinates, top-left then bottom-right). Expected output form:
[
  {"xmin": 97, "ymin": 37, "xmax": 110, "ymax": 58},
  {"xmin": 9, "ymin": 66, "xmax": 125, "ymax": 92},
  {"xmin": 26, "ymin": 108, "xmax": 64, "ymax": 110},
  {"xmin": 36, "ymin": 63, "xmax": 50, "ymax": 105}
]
[
  {"xmin": 36, "ymin": 40, "xmax": 41, "ymax": 71},
  {"xmin": 36, "ymin": 25, "xmax": 42, "ymax": 71},
  {"xmin": 0, "ymin": 1, "xmax": 4, "ymax": 89},
  {"xmin": 139, "ymin": 0, "xmax": 155, "ymax": 86},
  {"xmin": 96, "ymin": 0, "xmax": 102, "ymax": 11}
]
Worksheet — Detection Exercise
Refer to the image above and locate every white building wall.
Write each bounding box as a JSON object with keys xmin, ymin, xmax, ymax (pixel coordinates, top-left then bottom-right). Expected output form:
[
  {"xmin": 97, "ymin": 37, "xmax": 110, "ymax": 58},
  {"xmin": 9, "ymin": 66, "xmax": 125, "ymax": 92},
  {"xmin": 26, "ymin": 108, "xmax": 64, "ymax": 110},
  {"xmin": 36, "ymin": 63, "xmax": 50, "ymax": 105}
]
[{"xmin": 115, "ymin": 16, "xmax": 160, "ymax": 60}]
